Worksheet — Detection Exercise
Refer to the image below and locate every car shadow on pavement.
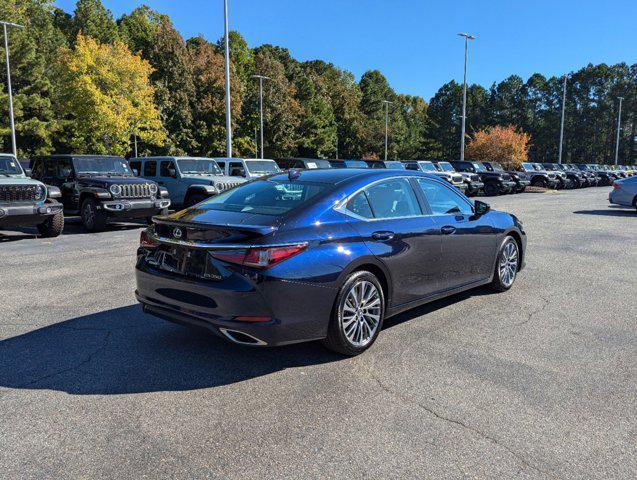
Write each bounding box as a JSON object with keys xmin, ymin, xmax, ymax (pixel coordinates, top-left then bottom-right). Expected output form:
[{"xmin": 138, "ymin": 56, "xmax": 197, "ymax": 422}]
[
  {"xmin": 0, "ymin": 305, "xmax": 341, "ymax": 395},
  {"xmin": 573, "ymin": 209, "xmax": 635, "ymax": 217},
  {"xmin": 0, "ymin": 221, "xmax": 146, "ymax": 241}
]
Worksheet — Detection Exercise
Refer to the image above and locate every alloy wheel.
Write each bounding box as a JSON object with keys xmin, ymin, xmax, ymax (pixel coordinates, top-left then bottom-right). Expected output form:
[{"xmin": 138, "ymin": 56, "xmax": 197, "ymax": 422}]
[
  {"xmin": 341, "ymin": 280, "xmax": 381, "ymax": 347},
  {"xmin": 499, "ymin": 241, "xmax": 519, "ymax": 288},
  {"xmin": 83, "ymin": 202, "xmax": 94, "ymax": 229}
]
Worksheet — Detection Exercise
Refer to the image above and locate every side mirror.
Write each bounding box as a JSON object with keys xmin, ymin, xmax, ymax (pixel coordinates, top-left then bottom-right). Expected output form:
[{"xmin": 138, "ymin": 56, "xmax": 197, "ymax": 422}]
[
  {"xmin": 474, "ymin": 200, "xmax": 490, "ymax": 216},
  {"xmin": 168, "ymin": 168, "xmax": 177, "ymax": 178}
]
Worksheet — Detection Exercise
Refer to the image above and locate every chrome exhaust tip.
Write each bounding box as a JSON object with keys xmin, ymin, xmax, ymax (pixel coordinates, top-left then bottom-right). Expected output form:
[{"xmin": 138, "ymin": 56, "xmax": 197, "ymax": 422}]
[{"xmin": 219, "ymin": 328, "xmax": 267, "ymax": 346}]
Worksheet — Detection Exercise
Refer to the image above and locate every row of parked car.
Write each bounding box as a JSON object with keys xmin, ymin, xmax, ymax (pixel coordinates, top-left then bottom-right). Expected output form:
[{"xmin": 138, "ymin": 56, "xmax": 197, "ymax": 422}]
[{"xmin": 1, "ymin": 153, "xmax": 634, "ymax": 238}]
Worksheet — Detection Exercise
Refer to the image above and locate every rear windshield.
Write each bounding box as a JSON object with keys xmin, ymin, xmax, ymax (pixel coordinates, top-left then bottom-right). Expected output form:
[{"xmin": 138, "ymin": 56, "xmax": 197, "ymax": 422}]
[{"xmin": 200, "ymin": 179, "xmax": 331, "ymax": 216}]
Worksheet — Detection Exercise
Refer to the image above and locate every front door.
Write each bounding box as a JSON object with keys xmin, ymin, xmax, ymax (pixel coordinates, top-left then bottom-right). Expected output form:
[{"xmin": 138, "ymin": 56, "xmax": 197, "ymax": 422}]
[{"xmin": 414, "ymin": 177, "xmax": 497, "ymax": 291}]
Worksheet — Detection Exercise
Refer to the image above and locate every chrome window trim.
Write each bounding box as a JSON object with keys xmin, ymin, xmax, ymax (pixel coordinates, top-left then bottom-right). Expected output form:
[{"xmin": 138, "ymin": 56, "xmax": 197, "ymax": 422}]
[{"xmin": 334, "ymin": 175, "xmax": 431, "ymax": 222}]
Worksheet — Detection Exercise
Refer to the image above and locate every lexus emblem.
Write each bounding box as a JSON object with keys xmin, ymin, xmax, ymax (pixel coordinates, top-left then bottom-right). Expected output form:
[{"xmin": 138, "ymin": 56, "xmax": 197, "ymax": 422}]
[{"xmin": 173, "ymin": 227, "xmax": 183, "ymax": 239}]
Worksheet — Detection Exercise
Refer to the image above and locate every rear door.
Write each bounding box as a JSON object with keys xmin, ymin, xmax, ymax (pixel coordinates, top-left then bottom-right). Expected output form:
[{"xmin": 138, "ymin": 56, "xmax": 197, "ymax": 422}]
[
  {"xmin": 414, "ymin": 177, "xmax": 497, "ymax": 290},
  {"xmin": 343, "ymin": 177, "xmax": 443, "ymax": 305}
]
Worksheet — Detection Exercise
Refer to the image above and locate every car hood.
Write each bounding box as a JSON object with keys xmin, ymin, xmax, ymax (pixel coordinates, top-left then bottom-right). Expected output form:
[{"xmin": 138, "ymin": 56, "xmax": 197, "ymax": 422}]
[
  {"xmin": 77, "ymin": 176, "xmax": 156, "ymax": 187},
  {"xmin": 0, "ymin": 176, "xmax": 44, "ymax": 187}
]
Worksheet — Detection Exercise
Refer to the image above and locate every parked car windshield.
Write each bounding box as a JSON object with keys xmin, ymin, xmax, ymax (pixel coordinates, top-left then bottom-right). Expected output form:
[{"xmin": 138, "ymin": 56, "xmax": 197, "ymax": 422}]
[
  {"xmin": 73, "ymin": 157, "xmax": 132, "ymax": 175},
  {"xmin": 200, "ymin": 179, "xmax": 331, "ymax": 216},
  {"xmin": 345, "ymin": 160, "xmax": 369, "ymax": 168},
  {"xmin": 245, "ymin": 160, "xmax": 281, "ymax": 174},
  {"xmin": 177, "ymin": 158, "xmax": 223, "ymax": 175},
  {"xmin": 437, "ymin": 162, "xmax": 455, "ymax": 172},
  {"xmin": 304, "ymin": 160, "xmax": 332, "ymax": 169},
  {"xmin": 0, "ymin": 155, "xmax": 23, "ymax": 175},
  {"xmin": 418, "ymin": 162, "xmax": 438, "ymax": 172},
  {"xmin": 472, "ymin": 162, "xmax": 488, "ymax": 172},
  {"xmin": 532, "ymin": 164, "xmax": 545, "ymax": 171},
  {"xmin": 521, "ymin": 163, "xmax": 535, "ymax": 171},
  {"xmin": 490, "ymin": 162, "xmax": 505, "ymax": 172}
]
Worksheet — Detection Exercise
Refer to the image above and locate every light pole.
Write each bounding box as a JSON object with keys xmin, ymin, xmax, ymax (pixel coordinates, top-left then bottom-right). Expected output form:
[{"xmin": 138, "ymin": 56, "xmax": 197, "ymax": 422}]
[
  {"xmin": 458, "ymin": 33, "xmax": 475, "ymax": 161},
  {"xmin": 252, "ymin": 74, "xmax": 270, "ymax": 159},
  {"xmin": 223, "ymin": 0, "xmax": 232, "ymax": 157},
  {"xmin": 383, "ymin": 100, "xmax": 392, "ymax": 161},
  {"xmin": 558, "ymin": 75, "xmax": 567, "ymax": 164},
  {"xmin": 1, "ymin": 20, "xmax": 24, "ymax": 157},
  {"xmin": 614, "ymin": 97, "xmax": 624, "ymax": 166}
]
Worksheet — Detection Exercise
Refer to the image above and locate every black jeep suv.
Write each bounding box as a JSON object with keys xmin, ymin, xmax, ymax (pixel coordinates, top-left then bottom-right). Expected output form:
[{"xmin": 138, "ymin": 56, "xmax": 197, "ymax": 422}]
[
  {"xmin": 481, "ymin": 161, "xmax": 531, "ymax": 193},
  {"xmin": 450, "ymin": 160, "xmax": 516, "ymax": 196},
  {"xmin": 31, "ymin": 155, "xmax": 171, "ymax": 232}
]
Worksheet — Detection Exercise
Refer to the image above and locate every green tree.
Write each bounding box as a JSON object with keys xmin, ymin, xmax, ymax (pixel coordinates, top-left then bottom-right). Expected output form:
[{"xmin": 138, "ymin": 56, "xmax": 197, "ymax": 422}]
[
  {"xmin": 70, "ymin": 0, "xmax": 119, "ymax": 44},
  {"xmin": 57, "ymin": 34, "xmax": 165, "ymax": 155},
  {"xmin": 117, "ymin": 5, "xmax": 166, "ymax": 59}
]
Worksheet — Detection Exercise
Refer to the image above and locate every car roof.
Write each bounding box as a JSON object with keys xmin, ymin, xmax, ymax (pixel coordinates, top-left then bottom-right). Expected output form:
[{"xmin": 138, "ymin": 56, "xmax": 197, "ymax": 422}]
[
  {"xmin": 266, "ymin": 168, "xmax": 436, "ymax": 185},
  {"xmin": 40, "ymin": 154, "xmax": 124, "ymax": 159}
]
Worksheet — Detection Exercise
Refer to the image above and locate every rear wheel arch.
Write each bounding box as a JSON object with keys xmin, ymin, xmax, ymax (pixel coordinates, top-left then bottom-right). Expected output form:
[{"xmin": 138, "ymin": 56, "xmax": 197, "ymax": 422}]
[{"xmin": 338, "ymin": 259, "xmax": 392, "ymax": 312}]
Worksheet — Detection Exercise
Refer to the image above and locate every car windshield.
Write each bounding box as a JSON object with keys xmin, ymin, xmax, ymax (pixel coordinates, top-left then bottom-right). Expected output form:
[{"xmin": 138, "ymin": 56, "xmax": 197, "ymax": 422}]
[
  {"xmin": 245, "ymin": 160, "xmax": 280, "ymax": 174},
  {"xmin": 472, "ymin": 163, "xmax": 487, "ymax": 172},
  {"xmin": 418, "ymin": 162, "xmax": 437, "ymax": 172},
  {"xmin": 522, "ymin": 163, "xmax": 534, "ymax": 171},
  {"xmin": 73, "ymin": 157, "xmax": 132, "ymax": 175},
  {"xmin": 533, "ymin": 164, "xmax": 545, "ymax": 171},
  {"xmin": 200, "ymin": 179, "xmax": 331, "ymax": 216},
  {"xmin": 437, "ymin": 162, "xmax": 455, "ymax": 172},
  {"xmin": 490, "ymin": 163, "xmax": 504, "ymax": 172},
  {"xmin": 304, "ymin": 160, "xmax": 332, "ymax": 169},
  {"xmin": 0, "ymin": 155, "xmax": 23, "ymax": 175},
  {"xmin": 177, "ymin": 159, "xmax": 222, "ymax": 175}
]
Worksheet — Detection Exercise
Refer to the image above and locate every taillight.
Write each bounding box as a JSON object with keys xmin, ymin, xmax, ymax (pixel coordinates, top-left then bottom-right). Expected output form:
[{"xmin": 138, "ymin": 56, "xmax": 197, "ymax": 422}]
[
  {"xmin": 210, "ymin": 243, "xmax": 308, "ymax": 269},
  {"xmin": 612, "ymin": 182, "xmax": 621, "ymax": 189},
  {"xmin": 140, "ymin": 230, "xmax": 158, "ymax": 248}
]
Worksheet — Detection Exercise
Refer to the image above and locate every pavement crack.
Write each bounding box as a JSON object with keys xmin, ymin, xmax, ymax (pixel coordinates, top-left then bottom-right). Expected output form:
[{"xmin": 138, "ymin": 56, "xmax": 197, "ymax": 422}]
[
  {"xmin": 516, "ymin": 295, "xmax": 550, "ymax": 326},
  {"xmin": 366, "ymin": 367, "xmax": 556, "ymax": 479},
  {"xmin": 10, "ymin": 330, "xmax": 112, "ymax": 391}
]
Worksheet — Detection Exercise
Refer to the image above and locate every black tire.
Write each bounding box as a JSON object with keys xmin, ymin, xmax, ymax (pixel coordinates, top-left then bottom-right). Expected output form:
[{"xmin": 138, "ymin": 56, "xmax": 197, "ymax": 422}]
[
  {"xmin": 531, "ymin": 177, "xmax": 548, "ymax": 188},
  {"xmin": 185, "ymin": 194, "xmax": 207, "ymax": 208},
  {"xmin": 516, "ymin": 186, "xmax": 526, "ymax": 193},
  {"xmin": 37, "ymin": 211, "xmax": 64, "ymax": 238},
  {"xmin": 483, "ymin": 183, "xmax": 499, "ymax": 196},
  {"xmin": 81, "ymin": 198, "xmax": 107, "ymax": 232},
  {"xmin": 322, "ymin": 270, "xmax": 385, "ymax": 356},
  {"xmin": 489, "ymin": 236, "xmax": 520, "ymax": 292}
]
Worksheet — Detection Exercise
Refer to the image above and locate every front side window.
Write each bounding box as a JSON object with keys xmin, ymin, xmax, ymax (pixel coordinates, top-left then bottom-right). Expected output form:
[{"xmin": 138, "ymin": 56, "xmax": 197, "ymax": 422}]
[
  {"xmin": 160, "ymin": 160, "xmax": 176, "ymax": 177},
  {"xmin": 364, "ymin": 178, "xmax": 422, "ymax": 219},
  {"xmin": 129, "ymin": 160, "xmax": 141, "ymax": 175},
  {"xmin": 416, "ymin": 178, "xmax": 473, "ymax": 216},
  {"xmin": 55, "ymin": 158, "xmax": 73, "ymax": 179},
  {"xmin": 229, "ymin": 162, "xmax": 246, "ymax": 177},
  {"xmin": 177, "ymin": 159, "xmax": 222, "ymax": 175},
  {"xmin": 200, "ymin": 180, "xmax": 331, "ymax": 216}
]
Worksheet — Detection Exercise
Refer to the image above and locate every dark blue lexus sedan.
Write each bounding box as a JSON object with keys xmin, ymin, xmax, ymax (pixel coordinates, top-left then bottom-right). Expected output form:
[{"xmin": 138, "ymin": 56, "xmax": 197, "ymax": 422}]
[{"xmin": 135, "ymin": 169, "xmax": 526, "ymax": 355}]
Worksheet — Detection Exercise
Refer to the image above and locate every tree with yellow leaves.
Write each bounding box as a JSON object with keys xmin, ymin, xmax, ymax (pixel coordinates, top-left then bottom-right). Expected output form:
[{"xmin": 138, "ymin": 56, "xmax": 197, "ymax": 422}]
[
  {"xmin": 466, "ymin": 125, "xmax": 530, "ymax": 170},
  {"xmin": 57, "ymin": 34, "xmax": 165, "ymax": 155}
]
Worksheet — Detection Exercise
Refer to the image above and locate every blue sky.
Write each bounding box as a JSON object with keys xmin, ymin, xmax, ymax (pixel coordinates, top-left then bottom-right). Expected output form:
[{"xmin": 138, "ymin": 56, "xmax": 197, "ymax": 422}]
[{"xmin": 54, "ymin": 0, "xmax": 636, "ymax": 100}]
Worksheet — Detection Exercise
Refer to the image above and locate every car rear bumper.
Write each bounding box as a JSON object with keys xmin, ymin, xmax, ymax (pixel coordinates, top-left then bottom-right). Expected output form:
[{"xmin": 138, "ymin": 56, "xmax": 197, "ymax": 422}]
[
  {"xmin": 609, "ymin": 189, "xmax": 634, "ymax": 207},
  {"xmin": 0, "ymin": 202, "xmax": 63, "ymax": 227},
  {"xmin": 101, "ymin": 199, "xmax": 171, "ymax": 219},
  {"xmin": 135, "ymin": 262, "xmax": 336, "ymax": 346}
]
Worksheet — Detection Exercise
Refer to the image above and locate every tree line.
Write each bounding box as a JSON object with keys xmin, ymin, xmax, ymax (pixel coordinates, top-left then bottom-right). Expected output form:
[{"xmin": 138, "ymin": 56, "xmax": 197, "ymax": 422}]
[{"xmin": 1, "ymin": 0, "xmax": 635, "ymax": 163}]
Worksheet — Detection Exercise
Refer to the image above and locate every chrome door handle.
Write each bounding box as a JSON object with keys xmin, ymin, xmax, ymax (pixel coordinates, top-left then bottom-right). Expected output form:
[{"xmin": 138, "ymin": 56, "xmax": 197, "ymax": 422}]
[{"xmin": 372, "ymin": 231, "xmax": 395, "ymax": 241}]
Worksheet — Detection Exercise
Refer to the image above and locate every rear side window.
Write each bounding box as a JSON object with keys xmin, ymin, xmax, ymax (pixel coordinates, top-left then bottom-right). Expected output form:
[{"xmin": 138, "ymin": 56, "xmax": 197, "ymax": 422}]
[
  {"xmin": 201, "ymin": 180, "xmax": 331, "ymax": 216},
  {"xmin": 144, "ymin": 161, "xmax": 157, "ymax": 177},
  {"xmin": 346, "ymin": 191, "xmax": 374, "ymax": 219},
  {"xmin": 364, "ymin": 178, "xmax": 421, "ymax": 219}
]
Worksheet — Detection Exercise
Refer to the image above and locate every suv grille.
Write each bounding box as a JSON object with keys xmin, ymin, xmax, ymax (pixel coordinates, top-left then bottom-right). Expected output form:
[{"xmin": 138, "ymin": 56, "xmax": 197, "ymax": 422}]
[
  {"xmin": 451, "ymin": 174, "xmax": 464, "ymax": 184},
  {"xmin": 470, "ymin": 174, "xmax": 480, "ymax": 182},
  {"xmin": 117, "ymin": 183, "xmax": 152, "ymax": 198},
  {"xmin": 216, "ymin": 182, "xmax": 242, "ymax": 192},
  {"xmin": 0, "ymin": 184, "xmax": 39, "ymax": 203}
]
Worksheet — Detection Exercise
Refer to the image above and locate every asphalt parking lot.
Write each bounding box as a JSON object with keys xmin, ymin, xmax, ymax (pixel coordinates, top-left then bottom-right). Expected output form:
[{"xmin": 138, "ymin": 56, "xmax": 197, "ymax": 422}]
[{"xmin": 1, "ymin": 188, "xmax": 635, "ymax": 479}]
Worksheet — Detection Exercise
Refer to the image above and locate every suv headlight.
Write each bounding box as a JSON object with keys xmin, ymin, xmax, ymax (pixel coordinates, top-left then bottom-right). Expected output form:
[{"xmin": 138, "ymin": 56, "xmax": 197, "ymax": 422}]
[
  {"xmin": 34, "ymin": 184, "xmax": 46, "ymax": 201},
  {"xmin": 149, "ymin": 183, "xmax": 158, "ymax": 195},
  {"xmin": 109, "ymin": 184, "xmax": 122, "ymax": 197}
]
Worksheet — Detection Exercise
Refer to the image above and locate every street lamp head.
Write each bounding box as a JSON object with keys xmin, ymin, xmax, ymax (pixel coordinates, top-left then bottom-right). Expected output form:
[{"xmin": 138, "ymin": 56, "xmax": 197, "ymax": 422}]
[
  {"xmin": 458, "ymin": 32, "xmax": 476, "ymax": 40},
  {"xmin": 252, "ymin": 74, "xmax": 271, "ymax": 80}
]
